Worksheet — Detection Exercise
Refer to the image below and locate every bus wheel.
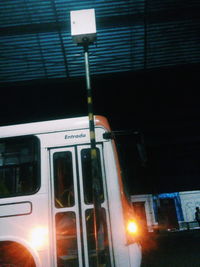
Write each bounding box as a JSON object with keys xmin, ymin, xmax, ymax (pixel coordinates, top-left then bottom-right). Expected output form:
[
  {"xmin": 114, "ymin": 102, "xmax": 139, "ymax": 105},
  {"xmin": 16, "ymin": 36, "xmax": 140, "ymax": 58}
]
[{"xmin": 0, "ymin": 241, "xmax": 36, "ymax": 267}]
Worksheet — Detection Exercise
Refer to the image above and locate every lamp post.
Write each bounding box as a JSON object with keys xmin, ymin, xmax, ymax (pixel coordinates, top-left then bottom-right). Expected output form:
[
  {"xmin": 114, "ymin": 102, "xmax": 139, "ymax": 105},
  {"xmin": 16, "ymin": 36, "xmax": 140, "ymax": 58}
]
[{"xmin": 70, "ymin": 9, "xmax": 104, "ymax": 266}]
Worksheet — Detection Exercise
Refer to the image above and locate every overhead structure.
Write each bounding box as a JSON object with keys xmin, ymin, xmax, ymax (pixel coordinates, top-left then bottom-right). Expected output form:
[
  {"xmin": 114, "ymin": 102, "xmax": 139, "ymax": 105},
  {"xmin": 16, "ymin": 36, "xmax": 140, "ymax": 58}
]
[{"xmin": 0, "ymin": 0, "xmax": 199, "ymax": 83}]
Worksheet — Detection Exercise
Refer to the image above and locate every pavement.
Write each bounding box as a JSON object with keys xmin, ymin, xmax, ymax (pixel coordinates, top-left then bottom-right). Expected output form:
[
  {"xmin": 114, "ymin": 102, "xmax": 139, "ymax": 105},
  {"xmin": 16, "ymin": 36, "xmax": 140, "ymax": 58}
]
[{"xmin": 140, "ymin": 229, "xmax": 200, "ymax": 267}]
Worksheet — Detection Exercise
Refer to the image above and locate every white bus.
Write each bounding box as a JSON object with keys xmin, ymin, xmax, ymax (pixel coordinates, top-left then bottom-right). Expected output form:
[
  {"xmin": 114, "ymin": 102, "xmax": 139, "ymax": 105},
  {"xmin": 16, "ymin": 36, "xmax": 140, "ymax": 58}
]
[{"xmin": 0, "ymin": 115, "xmax": 142, "ymax": 267}]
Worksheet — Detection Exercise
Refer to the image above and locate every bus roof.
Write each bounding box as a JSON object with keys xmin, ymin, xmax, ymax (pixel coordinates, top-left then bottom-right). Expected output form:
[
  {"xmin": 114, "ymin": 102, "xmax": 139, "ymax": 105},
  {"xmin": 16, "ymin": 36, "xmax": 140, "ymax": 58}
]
[{"xmin": 0, "ymin": 115, "xmax": 110, "ymax": 138}]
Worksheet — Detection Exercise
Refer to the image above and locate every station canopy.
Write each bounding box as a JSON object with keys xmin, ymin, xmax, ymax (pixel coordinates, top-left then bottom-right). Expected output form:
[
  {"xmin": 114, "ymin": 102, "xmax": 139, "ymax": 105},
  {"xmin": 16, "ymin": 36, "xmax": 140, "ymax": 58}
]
[{"xmin": 0, "ymin": 0, "xmax": 200, "ymax": 83}]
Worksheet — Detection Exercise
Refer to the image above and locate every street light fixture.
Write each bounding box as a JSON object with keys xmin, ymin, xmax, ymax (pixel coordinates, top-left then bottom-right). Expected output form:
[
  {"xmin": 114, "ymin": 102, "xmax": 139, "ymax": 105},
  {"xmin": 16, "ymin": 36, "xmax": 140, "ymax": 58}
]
[{"xmin": 70, "ymin": 9, "xmax": 103, "ymax": 267}]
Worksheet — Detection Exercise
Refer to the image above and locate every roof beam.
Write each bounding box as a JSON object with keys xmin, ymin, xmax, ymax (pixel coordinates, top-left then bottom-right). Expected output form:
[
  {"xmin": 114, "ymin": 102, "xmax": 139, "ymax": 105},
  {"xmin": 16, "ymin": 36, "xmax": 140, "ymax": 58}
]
[{"xmin": 0, "ymin": 7, "xmax": 199, "ymax": 36}]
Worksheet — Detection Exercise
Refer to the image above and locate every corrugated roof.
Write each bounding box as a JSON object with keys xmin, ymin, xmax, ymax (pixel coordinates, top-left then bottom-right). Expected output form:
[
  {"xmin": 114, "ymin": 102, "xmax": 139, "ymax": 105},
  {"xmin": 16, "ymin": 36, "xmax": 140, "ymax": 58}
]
[{"xmin": 0, "ymin": 0, "xmax": 199, "ymax": 83}]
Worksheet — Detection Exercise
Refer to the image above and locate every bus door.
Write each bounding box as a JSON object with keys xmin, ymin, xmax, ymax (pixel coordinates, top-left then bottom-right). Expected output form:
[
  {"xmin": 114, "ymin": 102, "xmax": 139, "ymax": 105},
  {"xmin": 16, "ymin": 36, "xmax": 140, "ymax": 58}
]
[{"xmin": 50, "ymin": 144, "xmax": 114, "ymax": 267}]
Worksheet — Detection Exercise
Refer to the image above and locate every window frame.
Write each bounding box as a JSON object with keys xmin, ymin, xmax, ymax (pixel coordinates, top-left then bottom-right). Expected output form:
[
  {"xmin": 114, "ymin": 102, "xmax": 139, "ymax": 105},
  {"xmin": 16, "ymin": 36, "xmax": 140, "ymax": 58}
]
[
  {"xmin": 0, "ymin": 135, "xmax": 41, "ymax": 199},
  {"xmin": 53, "ymin": 150, "xmax": 75, "ymax": 208},
  {"xmin": 81, "ymin": 147, "xmax": 104, "ymax": 205}
]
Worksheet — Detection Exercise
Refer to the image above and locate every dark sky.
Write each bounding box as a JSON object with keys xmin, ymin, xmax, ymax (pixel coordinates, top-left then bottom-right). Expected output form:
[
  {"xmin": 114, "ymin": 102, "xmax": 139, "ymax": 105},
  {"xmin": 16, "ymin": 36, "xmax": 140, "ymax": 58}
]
[{"xmin": 0, "ymin": 63, "xmax": 200, "ymax": 194}]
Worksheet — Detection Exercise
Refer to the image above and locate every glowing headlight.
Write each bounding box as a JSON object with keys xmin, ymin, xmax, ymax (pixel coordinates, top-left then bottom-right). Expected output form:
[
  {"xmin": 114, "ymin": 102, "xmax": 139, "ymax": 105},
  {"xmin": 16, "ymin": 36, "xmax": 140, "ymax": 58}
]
[
  {"xmin": 30, "ymin": 227, "xmax": 48, "ymax": 250},
  {"xmin": 127, "ymin": 220, "xmax": 138, "ymax": 234}
]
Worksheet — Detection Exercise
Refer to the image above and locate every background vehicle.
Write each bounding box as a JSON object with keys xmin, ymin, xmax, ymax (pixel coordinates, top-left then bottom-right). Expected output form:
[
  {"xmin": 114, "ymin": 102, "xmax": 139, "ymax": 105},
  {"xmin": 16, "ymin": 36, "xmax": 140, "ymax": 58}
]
[{"xmin": 0, "ymin": 115, "xmax": 141, "ymax": 267}]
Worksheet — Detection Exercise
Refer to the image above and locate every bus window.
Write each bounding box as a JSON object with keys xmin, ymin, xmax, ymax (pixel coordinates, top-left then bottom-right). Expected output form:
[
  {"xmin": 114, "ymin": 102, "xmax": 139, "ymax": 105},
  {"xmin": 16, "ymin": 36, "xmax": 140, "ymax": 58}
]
[
  {"xmin": 81, "ymin": 148, "xmax": 104, "ymax": 204},
  {"xmin": 0, "ymin": 136, "xmax": 40, "ymax": 198},
  {"xmin": 53, "ymin": 152, "xmax": 74, "ymax": 208},
  {"xmin": 56, "ymin": 211, "xmax": 78, "ymax": 266}
]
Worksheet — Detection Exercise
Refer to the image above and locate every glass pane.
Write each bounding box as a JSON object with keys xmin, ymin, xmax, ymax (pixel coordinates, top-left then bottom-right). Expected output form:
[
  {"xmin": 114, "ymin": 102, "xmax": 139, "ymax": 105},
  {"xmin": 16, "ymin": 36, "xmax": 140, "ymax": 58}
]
[
  {"xmin": 85, "ymin": 208, "xmax": 111, "ymax": 267},
  {"xmin": 54, "ymin": 152, "xmax": 74, "ymax": 208},
  {"xmin": 56, "ymin": 212, "xmax": 78, "ymax": 267},
  {"xmin": 81, "ymin": 149, "xmax": 104, "ymax": 204},
  {"xmin": 0, "ymin": 136, "xmax": 40, "ymax": 198}
]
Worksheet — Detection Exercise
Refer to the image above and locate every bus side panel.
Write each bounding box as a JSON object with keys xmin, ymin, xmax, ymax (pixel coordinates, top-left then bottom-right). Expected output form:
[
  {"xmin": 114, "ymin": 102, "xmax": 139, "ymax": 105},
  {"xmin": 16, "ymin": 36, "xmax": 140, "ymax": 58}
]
[
  {"xmin": 0, "ymin": 141, "xmax": 53, "ymax": 267},
  {"xmin": 0, "ymin": 193, "xmax": 50, "ymax": 267},
  {"xmin": 103, "ymin": 140, "xmax": 142, "ymax": 267},
  {"xmin": 103, "ymin": 141, "xmax": 130, "ymax": 266},
  {"xmin": 128, "ymin": 244, "xmax": 142, "ymax": 267}
]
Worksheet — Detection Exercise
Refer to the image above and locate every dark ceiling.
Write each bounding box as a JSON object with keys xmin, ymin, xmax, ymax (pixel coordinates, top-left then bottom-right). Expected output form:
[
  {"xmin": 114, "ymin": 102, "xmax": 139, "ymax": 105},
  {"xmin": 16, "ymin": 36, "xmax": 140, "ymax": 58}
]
[
  {"xmin": 0, "ymin": 0, "xmax": 200, "ymax": 194},
  {"xmin": 1, "ymin": 0, "xmax": 200, "ymax": 82}
]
